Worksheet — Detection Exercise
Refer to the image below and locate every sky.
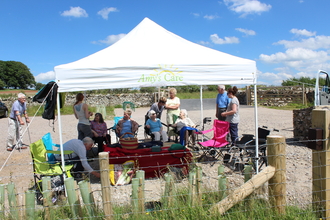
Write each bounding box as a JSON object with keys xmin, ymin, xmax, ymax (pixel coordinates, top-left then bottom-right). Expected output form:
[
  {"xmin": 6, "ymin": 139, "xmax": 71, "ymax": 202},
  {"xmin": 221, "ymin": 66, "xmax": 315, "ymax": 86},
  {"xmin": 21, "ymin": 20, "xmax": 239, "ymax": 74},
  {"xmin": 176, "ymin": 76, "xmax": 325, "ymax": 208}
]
[{"xmin": 1, "ymin": 0, "xmax": 330, "ymax": 86}]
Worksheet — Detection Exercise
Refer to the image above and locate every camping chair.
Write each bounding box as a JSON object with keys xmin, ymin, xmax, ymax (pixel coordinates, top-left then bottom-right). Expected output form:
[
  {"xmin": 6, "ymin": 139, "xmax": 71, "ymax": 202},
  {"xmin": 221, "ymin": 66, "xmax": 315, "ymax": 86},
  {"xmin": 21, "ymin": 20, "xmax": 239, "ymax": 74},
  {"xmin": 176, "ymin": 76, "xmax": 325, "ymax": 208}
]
[
  {"xmin": 108, "ymin": 116, "xmax": 123, "ymax": 143},
  {"xmin": 144, "ymin": 114, "xmax": 168, "ymax": 141},
  {"xmin": 168, "ymin": 114, "xmax": 179, "ymax": 142},
  {"xmin": 197, "ymin": 120, "xmax": 230, "ymax": 163},
  {"xmin": 30, "ymin": 139, "xmax": 74, "ymax": 204},
  {"xmin": 109, "ymin": 116, "xmax": 141, "ymax": 143}
]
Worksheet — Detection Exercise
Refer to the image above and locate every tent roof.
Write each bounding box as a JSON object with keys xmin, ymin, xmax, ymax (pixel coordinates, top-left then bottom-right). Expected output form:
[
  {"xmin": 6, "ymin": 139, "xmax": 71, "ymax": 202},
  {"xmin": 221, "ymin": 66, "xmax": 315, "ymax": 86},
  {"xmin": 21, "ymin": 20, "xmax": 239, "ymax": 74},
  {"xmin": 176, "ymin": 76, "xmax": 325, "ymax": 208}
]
[{"xmin": 55, "ymin": 17, "xmax": 256, "ymax": 92}]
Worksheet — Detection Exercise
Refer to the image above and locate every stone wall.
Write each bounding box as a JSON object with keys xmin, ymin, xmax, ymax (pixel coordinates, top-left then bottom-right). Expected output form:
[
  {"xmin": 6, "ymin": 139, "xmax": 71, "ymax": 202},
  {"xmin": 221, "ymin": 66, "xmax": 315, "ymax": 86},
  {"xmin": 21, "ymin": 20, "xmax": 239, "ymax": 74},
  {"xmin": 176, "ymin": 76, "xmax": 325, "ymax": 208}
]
[
  {"xmin": 248, "ymin": 86, "xmax": 314, "ymax": 107},
  {"xmin": 1, "ymin": 93, "xmax": 156, "ymax": 108},
  {"xmin": 293, "ymin": 107, "xmax": 313, "ymax": 140}
]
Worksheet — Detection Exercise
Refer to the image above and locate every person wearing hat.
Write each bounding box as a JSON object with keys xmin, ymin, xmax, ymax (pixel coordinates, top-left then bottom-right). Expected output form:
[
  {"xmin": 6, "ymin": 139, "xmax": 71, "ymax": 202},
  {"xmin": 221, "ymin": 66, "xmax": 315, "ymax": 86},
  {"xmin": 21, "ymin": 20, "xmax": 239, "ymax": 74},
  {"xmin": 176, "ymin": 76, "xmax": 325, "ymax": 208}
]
[
  {"xmin": 146, "ymin": 110, "xmax": 168, "ymax": 142},
  {"xmin": 216, "ymin": 85, "xmax": 230, "ymax": 121}
]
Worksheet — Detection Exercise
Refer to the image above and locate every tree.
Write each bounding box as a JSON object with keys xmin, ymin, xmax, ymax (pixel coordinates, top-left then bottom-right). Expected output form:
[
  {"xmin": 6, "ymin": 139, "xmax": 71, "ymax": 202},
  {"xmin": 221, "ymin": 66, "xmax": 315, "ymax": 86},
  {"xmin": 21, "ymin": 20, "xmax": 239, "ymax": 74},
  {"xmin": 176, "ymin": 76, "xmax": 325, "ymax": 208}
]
[
  {"xmin": 35, "ymin": 82, "xmax": 46, "ymax": 90},
  {"xmin": 281, "ymin": 77, "xmax": 323, "ymax": 87},
  {"xmin": 0, "ymin": 60, "xmax": 36, "ymax": 89}
]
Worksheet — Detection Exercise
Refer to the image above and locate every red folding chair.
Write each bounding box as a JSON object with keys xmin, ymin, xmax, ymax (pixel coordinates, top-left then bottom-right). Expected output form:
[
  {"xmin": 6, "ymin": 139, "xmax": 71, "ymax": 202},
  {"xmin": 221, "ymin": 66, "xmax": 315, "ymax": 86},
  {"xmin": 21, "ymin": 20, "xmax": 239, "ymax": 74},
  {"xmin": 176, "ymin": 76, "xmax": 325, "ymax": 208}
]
[{"xmin": 197, "ymin": 120, "xmax": 230, "ymax": 163}]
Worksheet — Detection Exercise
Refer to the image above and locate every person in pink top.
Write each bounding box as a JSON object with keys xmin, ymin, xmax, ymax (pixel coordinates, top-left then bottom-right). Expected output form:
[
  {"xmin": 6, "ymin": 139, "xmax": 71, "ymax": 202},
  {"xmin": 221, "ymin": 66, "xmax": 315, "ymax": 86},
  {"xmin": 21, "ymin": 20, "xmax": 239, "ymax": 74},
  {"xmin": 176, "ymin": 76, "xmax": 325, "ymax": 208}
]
[{"xmin": 90, "ymin": 113, "xmax": 108, "ymax": 153}]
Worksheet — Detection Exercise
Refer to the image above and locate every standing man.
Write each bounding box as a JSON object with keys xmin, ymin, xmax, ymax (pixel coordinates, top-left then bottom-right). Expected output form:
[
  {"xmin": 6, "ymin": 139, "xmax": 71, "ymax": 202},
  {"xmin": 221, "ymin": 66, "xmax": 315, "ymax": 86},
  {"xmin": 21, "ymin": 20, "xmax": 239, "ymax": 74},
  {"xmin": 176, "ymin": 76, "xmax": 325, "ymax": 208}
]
[
  {"xmin": 7, "ymin": 93, "xmax": 30, "ymax": 151},
  {"xmin": 54, "ymin": 137, "xmax": 100, "ymax": 179},
  {"xmin": 215, "ymin": 85, "xmax": 230, "ymax": 121}
]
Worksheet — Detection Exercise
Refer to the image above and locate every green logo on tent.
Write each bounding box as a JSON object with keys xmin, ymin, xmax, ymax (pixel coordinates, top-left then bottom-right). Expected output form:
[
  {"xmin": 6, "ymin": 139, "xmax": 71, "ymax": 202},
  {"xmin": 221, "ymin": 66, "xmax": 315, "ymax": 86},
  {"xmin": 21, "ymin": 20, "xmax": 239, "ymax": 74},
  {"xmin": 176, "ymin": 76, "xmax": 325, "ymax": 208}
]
[{"xmin": 138, "ymin": 65, "xmax": 183, "ymax": 84}]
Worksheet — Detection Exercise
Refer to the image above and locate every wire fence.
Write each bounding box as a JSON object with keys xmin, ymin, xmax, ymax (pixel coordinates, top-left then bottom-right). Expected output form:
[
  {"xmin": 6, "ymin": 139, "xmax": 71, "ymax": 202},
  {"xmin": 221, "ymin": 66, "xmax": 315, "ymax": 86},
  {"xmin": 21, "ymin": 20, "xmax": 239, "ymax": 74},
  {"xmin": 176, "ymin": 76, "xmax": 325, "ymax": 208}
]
[{"xmin": 0, "ymin": 136, "xmax": 327, "ymax": 219}]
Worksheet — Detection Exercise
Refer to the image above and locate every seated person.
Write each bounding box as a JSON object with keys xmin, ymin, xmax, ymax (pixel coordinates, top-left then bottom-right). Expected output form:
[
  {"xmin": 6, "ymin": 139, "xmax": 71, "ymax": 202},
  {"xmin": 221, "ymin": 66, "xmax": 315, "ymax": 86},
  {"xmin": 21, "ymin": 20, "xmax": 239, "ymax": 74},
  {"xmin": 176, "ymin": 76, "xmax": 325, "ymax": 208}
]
[
  {"xmin": 90, "ymin": 113, "xmax": 109, "ymax": 153},
  {"xmin": 146, "ymin": 97, "xmax": 167, "ymax": 120},
  {"xmin": 115, "ymin": 109, "xmax": 139, "ymax": 138},
  {"xmin": 54, "ymin": 137, "xmax": 100, "ymax": 178},
  {"xmin": 146, "ymin": 110, "xmax": 168, "ymax": 142},
  {"xmin": 170, "ymin": 109, "xmax": 196, "ymax": 145}
]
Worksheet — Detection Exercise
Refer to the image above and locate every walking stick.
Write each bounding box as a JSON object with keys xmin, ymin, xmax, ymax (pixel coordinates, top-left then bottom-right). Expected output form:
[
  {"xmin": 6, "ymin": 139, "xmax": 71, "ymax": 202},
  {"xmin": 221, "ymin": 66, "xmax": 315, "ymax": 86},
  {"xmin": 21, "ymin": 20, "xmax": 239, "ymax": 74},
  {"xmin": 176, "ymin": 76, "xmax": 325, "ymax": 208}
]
[{"xmin": 27, "ymin": 120, "xmax": 32, "ymax": 144}]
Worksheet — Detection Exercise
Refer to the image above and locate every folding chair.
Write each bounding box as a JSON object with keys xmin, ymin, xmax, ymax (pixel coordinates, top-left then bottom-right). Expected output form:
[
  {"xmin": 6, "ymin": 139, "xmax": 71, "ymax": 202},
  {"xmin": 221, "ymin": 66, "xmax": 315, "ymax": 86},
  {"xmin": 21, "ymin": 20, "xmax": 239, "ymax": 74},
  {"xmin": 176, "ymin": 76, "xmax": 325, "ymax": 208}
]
[
  {"xmin": 168, "ymin": 114, "xmax": 179, "ymax": 142},
  {"xmin": 197, "ymin": 120, "xmax": 230, "ymax": 163},
  {"xmin": 30, "ymin": 139, "xmax": 74, "ymax": 204},
  {"xmin": 108, "ymin": 116, "xmax": 123, "ymax": 143}
]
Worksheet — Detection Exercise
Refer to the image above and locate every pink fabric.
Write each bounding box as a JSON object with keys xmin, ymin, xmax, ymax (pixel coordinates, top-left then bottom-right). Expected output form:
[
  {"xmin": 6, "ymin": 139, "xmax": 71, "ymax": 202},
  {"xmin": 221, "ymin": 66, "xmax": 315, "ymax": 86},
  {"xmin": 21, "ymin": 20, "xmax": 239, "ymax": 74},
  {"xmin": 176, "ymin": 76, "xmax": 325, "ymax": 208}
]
[{"xmin": 198, "ymin": 120, "xmax": 230, "ymax": 148}]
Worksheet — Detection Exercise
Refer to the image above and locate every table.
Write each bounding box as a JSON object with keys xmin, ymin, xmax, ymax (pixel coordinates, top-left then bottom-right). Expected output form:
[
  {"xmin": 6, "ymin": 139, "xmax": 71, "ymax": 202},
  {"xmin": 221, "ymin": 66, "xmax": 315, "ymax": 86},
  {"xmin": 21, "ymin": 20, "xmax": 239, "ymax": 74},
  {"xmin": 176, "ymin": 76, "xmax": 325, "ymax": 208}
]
[{"xmin": 103, "ymin": 145, "xmax": 192, "ymax": 179}]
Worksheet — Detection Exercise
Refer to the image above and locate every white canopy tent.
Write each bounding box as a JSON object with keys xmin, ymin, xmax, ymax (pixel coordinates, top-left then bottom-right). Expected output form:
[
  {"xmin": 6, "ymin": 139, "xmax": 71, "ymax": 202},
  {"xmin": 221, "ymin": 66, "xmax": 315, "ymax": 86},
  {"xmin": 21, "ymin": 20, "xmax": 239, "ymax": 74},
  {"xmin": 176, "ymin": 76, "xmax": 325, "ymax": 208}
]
[{"xmin": 54, "ymin": 17, "xmax": 260, "ymax": 172}]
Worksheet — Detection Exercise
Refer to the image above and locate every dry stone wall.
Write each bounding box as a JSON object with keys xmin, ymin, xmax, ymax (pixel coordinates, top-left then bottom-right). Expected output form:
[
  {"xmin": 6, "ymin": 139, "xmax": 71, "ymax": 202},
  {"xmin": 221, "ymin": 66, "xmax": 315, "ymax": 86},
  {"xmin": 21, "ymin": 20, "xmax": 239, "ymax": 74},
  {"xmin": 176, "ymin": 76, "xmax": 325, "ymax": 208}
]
[{"xmin": 293, "ymin": 107, "xmax": 313, "ymax": 140}]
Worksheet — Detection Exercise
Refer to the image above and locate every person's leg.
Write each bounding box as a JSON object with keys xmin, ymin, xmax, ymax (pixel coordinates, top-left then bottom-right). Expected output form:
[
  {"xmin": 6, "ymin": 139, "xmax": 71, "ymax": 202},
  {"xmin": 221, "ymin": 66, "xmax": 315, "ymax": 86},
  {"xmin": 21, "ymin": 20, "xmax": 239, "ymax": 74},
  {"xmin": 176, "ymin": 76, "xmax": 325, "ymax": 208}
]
[
  {"xmin": 152, "ymin": 132, "xmax": 161, "ymax": 141},
  {"xmin": 229, "ymin": 123, "xmax": 238, "ymax": 143},
  {"xmin": 7, "ymin": 119, "xmax": 16, "ymax": 150},
  {"xmin": 161, "ymin": 130, "xmax": 168, "ymax": 142},
  {"xmin": 77, "ymin": 124, "xmax": 84, "ymax": 140},
  {"xmin": 16, "ymin": 120, "xmax": 23, "ymax": 148},
  {"xmin": 95, "ymin": 137, "xmax": 104, "ymax": 153},
  {"xmin": 217, "ymin": 108, "xmax": 227, "ymax": 121}
]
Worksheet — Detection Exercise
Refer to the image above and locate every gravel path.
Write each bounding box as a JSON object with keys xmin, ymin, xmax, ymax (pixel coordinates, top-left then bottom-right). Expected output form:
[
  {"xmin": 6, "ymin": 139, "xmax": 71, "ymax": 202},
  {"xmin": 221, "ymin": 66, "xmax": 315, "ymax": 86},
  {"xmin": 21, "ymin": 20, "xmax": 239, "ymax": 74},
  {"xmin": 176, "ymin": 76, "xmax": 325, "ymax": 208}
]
[{"xmin": 0, "ymin": 106, "xmax": 312, "ymax": 206}]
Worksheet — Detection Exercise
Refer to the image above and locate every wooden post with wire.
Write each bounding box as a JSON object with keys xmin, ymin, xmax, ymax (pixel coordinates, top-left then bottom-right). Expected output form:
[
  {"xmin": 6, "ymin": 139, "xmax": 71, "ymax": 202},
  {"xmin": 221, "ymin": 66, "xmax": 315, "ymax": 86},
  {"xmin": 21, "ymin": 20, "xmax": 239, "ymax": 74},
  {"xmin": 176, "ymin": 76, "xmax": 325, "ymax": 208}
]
[
  {"xmin": 99, "ymin": 152, "xmax": 113, "ymax": 220},
  {"xmin": 311, "ymin": 109, "xmax": 330, "ymax": 218},
  {"xmin": 267, "ymin": 135, "xmax": 286, "ymax": 214}
]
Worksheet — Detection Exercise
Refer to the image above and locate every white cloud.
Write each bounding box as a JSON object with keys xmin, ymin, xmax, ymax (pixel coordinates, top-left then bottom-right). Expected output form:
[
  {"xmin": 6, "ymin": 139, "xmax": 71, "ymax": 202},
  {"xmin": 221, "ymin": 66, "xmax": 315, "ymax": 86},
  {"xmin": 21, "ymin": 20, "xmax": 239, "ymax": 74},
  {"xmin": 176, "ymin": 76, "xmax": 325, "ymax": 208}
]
[
  {"xmin": 34, "ymin": 71, "xmax": 55, "ymax": 83},
  {"xmin": 259, "ymin": 47, "xmax": 328, "ymax": 64},
  {"xmin": 203, "ymin": 14, "xmax": 219, "ymax": 20},
  {"xmin": 61, "ymin": 6, "xmax": 88, "ymax": 18},
  {"xmin": 276, "ymin": 35, "xmax": 330, "ymax": 50},
  {"xmin": 257, "ymin": 71, "xmax": 293, "ymax": 85},
  {"xmin": 290, "ymin": 28, "xmax": 316, "ymax": 37},
  {"xmin": 235, "ymin": 28, "xmax": 256, "ymax": 36},
  {"xmin": 92, "ymin": 34, "xmax": 126, "ymax": 45},
  {"xmin": 97, "ymin": 7, "xmax": 118, "ymax": 20},
  {"xmin": 192, "ymin": 13, "xmax": 200, "ymax": 17},
  {"xmin": 210, "ymin": 34, "xmax": 239, "ymax": 44},
  {"xmin": 223, "ymin": 0, "xmax": 271, "ymax": 17}
]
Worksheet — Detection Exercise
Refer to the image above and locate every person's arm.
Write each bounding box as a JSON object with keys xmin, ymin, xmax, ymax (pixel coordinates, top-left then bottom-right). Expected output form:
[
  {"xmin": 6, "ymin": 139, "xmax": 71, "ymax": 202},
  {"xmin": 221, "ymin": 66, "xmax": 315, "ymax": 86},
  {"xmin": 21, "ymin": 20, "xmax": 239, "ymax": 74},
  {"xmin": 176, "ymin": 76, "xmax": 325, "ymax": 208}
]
[
  {"xmin": 146, "ymin": 119, "xmax": 151, "ymax": 128},
  {"xmin": 83, "ymin": 103, "xmax": 92, "ymax": 119},
  {"xmin": 222, "ymin": 103, "xmax": 237, "ymax": 117},
  {"xmin": 131, "ymin": 119, "xmax": 139, "ymax": 133},
  {"xmin": 73, "ymin": 105, "xmax": 78, "ymax": 119},
  {"xmin": 91, "ymin": 171, "xmax": 100, "ymax": 178},
  {"xmin": 165, "ymin": 97, "xmax": 180, "ymax": 110},
  {"xmin": 15, "ymin": 110, "xmax": 25, "ymax": 125},
  {"xmin": 115, "ymin": 120, "xmax": 122, "ymax": 135},
  {"xmin": 102, "ymin": 122, "xmax": 107, "ymax": 137}
]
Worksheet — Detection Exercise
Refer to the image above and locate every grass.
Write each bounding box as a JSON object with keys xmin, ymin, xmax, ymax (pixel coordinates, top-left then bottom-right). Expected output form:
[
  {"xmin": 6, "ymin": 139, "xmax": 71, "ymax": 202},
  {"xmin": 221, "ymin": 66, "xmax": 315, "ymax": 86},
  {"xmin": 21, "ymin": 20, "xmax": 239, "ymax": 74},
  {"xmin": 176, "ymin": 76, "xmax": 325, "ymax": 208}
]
[
  {"xmin": 27, "ymin": 105, "xmax": 115, "ymax": 120},
  {"xmin": 266, "ymin": 102, "xmax": 314, "ymax": 110},
  {"xmin": 12, "ymin": 185, "xmax": 317, "ymax": 220}
]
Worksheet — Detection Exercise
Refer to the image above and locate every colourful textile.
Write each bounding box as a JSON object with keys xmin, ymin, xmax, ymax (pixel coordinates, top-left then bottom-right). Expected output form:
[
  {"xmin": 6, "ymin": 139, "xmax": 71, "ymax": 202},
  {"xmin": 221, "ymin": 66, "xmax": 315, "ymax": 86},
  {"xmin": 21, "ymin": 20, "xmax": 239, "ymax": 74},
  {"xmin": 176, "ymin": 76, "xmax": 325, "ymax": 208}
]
[{"xmin": 103, "ymin": 145, "xmax": 192, "ymax": 179}]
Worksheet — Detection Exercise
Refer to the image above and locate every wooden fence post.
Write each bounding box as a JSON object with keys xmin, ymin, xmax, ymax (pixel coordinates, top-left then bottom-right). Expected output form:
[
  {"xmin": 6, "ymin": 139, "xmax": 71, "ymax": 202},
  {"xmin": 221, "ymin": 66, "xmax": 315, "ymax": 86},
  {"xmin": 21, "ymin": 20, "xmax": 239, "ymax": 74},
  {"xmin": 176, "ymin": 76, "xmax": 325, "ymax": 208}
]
[
  {"xmin": 99, "ymin": 152, "xmax": 113, "ymax": 220},
  {"xmin": 311, "ymin": 109, "xmax": 330, "ymax": 218},
  {"xmin": 267, "ymin": 135, "xmax": 286, "ymax": 214},
  {"xmin": 210, "ymin": 166, "xmax": 275, "ymax": 214},
  {"xmin": 188, "ymin": 170, "xmax": 196, "ymax": 206}
]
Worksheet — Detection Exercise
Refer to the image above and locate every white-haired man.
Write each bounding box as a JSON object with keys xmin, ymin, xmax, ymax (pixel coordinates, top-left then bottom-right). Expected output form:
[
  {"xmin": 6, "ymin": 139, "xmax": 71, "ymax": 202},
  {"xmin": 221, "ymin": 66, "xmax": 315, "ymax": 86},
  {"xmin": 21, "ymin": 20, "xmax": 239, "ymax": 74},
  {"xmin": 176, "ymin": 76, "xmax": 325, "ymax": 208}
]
[
  {"xmin": 6, "ymin": 93, "xmax": 30, "ymax": 151},
  {"xmin": 55, "ymin": 137, "xmax": 100, "ymax": 179},
  {"xmin": 216, "ymin": 85, "xmax": 230, "ymax": 121}
]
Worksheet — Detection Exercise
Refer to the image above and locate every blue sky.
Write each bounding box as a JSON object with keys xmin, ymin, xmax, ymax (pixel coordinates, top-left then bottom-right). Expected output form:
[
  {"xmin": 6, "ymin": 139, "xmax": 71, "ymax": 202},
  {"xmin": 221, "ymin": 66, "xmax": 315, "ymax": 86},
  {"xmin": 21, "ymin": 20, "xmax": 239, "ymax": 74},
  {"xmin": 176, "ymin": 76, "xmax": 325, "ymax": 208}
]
[{"xmin": 1, "ymin": 0, "xmax": 330, "ymax": 86}]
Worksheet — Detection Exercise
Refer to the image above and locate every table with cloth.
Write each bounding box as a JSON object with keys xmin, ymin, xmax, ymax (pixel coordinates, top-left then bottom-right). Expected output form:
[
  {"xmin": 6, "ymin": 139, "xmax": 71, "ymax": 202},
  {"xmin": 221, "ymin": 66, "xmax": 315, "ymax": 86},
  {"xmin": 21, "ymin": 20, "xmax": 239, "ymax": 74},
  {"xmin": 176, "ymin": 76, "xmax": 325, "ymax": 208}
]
[{"xmin": 103, "ymin": 143, "xmax": 193, "ymax": 179}]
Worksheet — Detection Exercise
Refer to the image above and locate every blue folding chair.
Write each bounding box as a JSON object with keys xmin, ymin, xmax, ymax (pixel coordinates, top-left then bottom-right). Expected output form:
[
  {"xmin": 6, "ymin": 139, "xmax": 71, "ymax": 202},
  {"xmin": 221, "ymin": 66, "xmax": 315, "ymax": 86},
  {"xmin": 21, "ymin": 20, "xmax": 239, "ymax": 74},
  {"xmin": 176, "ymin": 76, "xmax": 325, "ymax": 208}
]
[{"xmin": 108, "ymin": 116, "xmax": 123, "ymax": 143}]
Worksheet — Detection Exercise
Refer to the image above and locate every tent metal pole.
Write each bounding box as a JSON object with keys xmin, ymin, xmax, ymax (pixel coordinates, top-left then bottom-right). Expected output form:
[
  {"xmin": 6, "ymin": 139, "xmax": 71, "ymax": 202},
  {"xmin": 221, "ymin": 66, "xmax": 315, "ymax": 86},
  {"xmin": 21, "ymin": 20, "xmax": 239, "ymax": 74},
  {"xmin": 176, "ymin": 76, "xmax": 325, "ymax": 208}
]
[
  {"xmin": 200, "ymin": 86, "xmax": 204, "ymax": 140},
  {"xmin": 56, "ymin": 92, "xmax": 66, "ymax": 177},
  {"xmin": 254, "ymin": 83, "xmax": 259, "ymax": 173}
]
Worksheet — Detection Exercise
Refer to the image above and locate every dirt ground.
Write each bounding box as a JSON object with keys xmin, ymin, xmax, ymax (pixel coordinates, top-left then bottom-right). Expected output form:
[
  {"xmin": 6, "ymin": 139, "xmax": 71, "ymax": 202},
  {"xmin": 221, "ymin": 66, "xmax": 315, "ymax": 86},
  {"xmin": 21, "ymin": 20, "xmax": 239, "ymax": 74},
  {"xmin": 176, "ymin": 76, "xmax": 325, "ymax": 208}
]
[{"xmin": 0, "ymin": 105, "xmax": 312, "ymax": 206}]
